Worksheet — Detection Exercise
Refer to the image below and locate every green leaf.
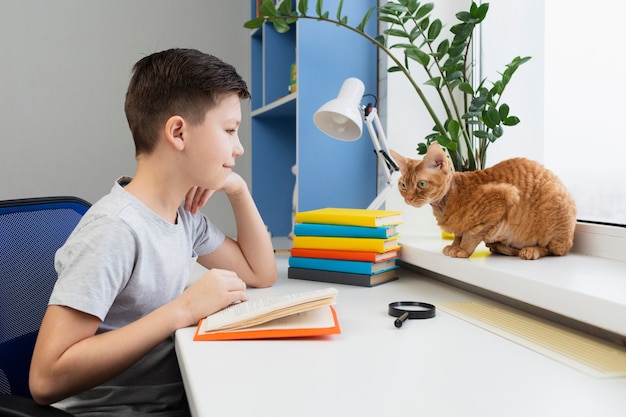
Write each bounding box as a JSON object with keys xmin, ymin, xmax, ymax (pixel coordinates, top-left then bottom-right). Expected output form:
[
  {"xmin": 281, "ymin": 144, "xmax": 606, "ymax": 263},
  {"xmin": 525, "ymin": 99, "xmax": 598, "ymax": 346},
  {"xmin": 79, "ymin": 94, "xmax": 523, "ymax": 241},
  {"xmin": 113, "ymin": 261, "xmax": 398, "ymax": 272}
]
[
  {"xmin": 406, "ymin": 48, "xmax": 430, "ymax": 67},
  {"xmin": 315, "ymin": 0, "xmax": 323, "ymax": 17},
  {"xmin": 493, "ymin": 125, "xmax": 503, "ymax": 138},
  {"xmin": 260, "ymin": 0, "xmax": 279, "ymax": 16},
  {"xmin": 475, "ymin": 3, "xmax": 489, "ymax": 20},
  {"xmin": 379, "ymin": 16, "xmax": 401, "ymax": 25},
  {"xmin": 243, "ymin": 17, "xmax": 265, "ymax": 29},
  {"xmin": 503, "ymin": 116, "xmax": 520, "ymax": 126},
  {"xmin": 279, "ymin": 0, "xmax": 292, "ymax": 14},
  {"xmin": 388, "ymin": 66, "xmax": 402, "ymax": 73},
  {"xmin": 445, "ymin": 70, "xmax": 463, "ymax": 82},
  {"xmin": 385, "ymin": 28, "xmax": 410, "ymax": 38},
  {"xmin": 406, "ymin": 0, "xmax": 419, "ymax": 14},
  {"xmin": 470, "ymin": 95, "xmax": 488, "ymax": 111},
  {"xmin": 272, "ymin": 19, "xmax": 291, "ymax": 33},
  {"xmin": 498, "ymin": 103, "xmax": 510, "ymax": 120},
  {"xmin": 298, "ymin": 0, "xmax": 308, "ymax": 15},
  {"xmin": 424, "ymin": 76, "xmax": 442, "ymax": 88},
  {"xmin": 336, "ymin": 0, "xmax": 343, "ymax": 21},
  {"xmin": 447, "ymin": 119, "xmax": 461, "ymax": 138},
  {"xmin": 458, "ymin": 82, "xmax": 474, "ymax": 95},
  {"xmin": 414, "ymin": 3, "xmax": 435, "ymax": 20},
  {"xmin": 483, "ymin": 106, "xmax": 500, "ymax": 129},
  {"xmin": 427, "ymin": 19, "xmax": 442, "ymax": 41},
  {"xmin": 357, "ymin": 6, "xmax": 377, "ymax": 32},
  {"xmin": 436, "ymin": 39, "xmax": 449, "ymax": 56},
  {"xmin": 381, "ymin": 2, "xmax": 407, "ymax": 14},
  {"xmin": 456, "ymin": 11, "xmax": 474, "ymax": 23},
  {"xmin": 473, "ymin": 130, "xmax": 489, "ymax": 139},
  {"xmin": 450, "ymin": 22, "xmax": 473, "ymax": 39},
  {"xmin": 417, "ymin": 142, "xmax": 428, "ymax": 155}
]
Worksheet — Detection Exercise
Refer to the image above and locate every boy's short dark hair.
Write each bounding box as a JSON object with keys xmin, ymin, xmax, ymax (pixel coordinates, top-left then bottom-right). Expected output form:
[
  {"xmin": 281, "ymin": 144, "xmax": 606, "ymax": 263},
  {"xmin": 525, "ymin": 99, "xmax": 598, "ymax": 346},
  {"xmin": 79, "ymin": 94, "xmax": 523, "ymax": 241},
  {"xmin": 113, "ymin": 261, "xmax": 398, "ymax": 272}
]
[{"xmin": 125, "ymin": 48, "xmax": 250, "ymax": 156}]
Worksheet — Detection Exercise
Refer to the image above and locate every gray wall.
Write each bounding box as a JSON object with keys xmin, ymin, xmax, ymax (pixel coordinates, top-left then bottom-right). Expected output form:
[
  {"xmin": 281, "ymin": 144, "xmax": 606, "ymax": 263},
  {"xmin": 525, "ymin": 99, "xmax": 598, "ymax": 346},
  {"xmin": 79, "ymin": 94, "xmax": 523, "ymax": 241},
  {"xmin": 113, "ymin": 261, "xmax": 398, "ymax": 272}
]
[{"xmin": 0, "ymin": 1, "xmax": 251, "ymax": 237}]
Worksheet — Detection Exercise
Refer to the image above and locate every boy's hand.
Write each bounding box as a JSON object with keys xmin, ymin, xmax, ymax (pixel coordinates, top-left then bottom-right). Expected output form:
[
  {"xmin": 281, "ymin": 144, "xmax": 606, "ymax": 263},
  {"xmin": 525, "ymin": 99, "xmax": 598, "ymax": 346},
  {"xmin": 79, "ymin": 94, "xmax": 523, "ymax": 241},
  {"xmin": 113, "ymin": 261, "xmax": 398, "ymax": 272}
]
[
  {"xmin": 218, "ymin": 172, "xmax": 247, "ymax": 196},
  {"xmin": 184, "ymin": 173, "xmax": 248, "ymax": 214},
  {"xmin": 178, "ymin": 268, "xmax": 248, "ymax": 327},
  {"xmin": 184, "ymin": 186, "xmax": 212, "ymax": 214}
]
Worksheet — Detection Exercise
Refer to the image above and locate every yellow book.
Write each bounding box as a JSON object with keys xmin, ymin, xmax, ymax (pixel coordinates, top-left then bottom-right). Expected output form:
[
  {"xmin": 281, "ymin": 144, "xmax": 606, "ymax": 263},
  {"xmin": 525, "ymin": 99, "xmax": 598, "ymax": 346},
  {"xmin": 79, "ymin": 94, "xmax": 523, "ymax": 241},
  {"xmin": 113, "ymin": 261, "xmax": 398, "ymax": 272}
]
[
  {"xmin": 295, "ymin": 208, "xmax": 402, "ymax": 227},
  {"xmin": 293, "ymin": 235, "xmax": 401, "ymax": 253}
]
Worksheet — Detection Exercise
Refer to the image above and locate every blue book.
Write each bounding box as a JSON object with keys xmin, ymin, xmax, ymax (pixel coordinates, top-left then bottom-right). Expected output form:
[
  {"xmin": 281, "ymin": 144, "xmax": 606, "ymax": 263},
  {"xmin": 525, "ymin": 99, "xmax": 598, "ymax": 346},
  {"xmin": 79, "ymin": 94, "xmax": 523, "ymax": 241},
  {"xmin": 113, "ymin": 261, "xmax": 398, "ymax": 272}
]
[
  {"xmin": 288, "ymin": 256, "xmax": 398, "ymax": 275},
  {"xmin": 294, "ymin": 223, "xmax": 398, "ymax": 239}
]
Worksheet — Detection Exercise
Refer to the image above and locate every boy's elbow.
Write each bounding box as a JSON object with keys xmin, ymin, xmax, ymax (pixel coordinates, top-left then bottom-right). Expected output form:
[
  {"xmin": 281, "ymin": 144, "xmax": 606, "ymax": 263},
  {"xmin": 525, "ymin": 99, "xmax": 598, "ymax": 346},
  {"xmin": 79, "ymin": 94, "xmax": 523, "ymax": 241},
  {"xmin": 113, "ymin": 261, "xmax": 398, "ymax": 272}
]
[
  {"xmin": 29, "ymin": 378, "xmax": 54, "ymax": 406},
  {"xmin": 29, "ymin": 369, "xmax": 63, "ymax": 406},
  {"xmin": 251, "ymin": 266, "xmax": 278, "ymax": 288}
]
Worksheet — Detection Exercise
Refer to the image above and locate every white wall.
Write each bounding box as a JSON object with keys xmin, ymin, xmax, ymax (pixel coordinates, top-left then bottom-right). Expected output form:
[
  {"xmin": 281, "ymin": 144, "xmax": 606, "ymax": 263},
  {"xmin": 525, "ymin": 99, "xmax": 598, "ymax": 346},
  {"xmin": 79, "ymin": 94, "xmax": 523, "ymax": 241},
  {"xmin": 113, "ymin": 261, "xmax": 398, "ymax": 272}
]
[{"xmin": 0, "ymin": 0, "xmax": 250, "ymax": 237}]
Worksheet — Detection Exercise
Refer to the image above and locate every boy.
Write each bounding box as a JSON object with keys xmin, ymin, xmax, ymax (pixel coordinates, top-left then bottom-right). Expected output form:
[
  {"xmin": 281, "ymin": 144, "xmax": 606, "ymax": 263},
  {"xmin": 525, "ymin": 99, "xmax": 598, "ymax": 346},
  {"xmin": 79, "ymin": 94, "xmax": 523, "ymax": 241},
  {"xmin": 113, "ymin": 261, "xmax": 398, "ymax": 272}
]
[{"xmin": 29, "ymin": 48, "xmax": 277, "ymax": 416}]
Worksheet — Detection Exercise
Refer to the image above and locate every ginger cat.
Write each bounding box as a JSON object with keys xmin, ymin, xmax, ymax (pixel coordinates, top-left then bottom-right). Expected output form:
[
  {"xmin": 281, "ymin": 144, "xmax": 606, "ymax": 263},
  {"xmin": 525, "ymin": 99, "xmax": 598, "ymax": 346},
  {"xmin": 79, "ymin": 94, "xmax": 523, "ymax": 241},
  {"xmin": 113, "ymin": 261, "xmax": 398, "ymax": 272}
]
[{"xmin": 390, "ymin": 143, "xmax": 577, "ymax": 260}]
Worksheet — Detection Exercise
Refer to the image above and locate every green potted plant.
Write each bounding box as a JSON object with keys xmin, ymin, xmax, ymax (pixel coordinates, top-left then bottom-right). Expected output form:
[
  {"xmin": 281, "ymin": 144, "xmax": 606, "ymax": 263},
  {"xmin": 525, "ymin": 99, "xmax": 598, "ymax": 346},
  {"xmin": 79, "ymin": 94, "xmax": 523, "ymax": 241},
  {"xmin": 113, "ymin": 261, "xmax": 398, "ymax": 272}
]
[{"xmin": 245, "ymin": 0, "xmax": 530, "ymax": 172}]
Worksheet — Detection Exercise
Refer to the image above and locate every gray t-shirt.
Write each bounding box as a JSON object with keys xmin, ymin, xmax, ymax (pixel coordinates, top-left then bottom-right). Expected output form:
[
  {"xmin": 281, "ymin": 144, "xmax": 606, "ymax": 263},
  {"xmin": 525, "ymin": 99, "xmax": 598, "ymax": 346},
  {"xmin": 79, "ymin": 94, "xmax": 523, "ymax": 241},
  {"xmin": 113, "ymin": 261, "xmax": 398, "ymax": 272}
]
[{"xmin": 49, "ymin": 178, "xmax": 225, "ymax": 416}]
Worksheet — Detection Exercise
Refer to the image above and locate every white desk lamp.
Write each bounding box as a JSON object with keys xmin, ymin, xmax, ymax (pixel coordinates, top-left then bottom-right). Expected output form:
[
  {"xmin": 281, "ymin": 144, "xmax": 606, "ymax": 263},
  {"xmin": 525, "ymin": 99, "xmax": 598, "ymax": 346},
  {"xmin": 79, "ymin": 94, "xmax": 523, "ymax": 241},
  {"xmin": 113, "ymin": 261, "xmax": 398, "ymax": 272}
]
[{"xmin": 313, "ymin": 77, "xmax": 400, "ymax": 210}]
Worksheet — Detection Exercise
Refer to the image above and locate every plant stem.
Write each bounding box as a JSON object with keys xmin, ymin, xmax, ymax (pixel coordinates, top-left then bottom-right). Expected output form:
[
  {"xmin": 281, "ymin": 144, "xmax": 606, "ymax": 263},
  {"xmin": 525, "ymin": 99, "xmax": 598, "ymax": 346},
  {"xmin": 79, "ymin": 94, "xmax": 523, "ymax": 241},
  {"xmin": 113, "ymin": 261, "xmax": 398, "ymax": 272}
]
[{"xmin": 266, "ymin": 13, "xmax": 452, "ymax": 149}]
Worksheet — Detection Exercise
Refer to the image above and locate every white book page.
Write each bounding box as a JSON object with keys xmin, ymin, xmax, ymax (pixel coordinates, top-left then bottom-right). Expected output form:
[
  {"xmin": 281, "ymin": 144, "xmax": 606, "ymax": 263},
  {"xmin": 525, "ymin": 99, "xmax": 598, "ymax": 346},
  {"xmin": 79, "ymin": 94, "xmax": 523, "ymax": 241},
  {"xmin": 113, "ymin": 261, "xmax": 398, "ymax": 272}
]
[
  {"xmin": 204, "ymin": 306, "xmax": 337, "ymax": 335},
  {"xmin": 200, "ymin": 287, "xmax": 337, "ymax": 333}
]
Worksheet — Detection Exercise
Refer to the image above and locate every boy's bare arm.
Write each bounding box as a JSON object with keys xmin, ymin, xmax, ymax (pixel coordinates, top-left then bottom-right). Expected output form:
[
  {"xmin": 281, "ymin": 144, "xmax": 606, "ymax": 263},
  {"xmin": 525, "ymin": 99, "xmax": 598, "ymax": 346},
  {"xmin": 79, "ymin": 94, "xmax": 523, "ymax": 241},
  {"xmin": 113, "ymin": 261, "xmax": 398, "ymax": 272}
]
[
  {"xmin": 29, "ymin": 268, "xmax": 247, "ymax": 405},
  {"xmin": 197, "ymin": 173, "xmax": 277, "ymax": 288}
]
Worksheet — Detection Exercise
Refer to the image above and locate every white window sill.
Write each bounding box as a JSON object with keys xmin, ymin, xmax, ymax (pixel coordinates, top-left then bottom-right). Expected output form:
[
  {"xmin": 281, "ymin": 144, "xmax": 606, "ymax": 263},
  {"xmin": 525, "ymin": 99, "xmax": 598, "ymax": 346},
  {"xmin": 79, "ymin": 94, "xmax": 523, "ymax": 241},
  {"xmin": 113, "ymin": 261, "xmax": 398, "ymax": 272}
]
[{"xmin": 398, "ymin": 233, "xmax": 626, "ymax": 344}]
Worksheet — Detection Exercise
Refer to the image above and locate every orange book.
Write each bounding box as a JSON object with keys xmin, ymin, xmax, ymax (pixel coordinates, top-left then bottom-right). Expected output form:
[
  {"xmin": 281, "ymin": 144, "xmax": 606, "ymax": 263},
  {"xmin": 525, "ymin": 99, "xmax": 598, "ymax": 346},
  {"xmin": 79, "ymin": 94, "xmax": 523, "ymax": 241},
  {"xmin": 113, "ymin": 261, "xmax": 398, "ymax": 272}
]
[
  {"xmin": 194, "ymin": 306, "xmax": 340, "ymax": 341},
  {"xmin": 193, "ymin": 288, "xmax": 340, "ymax": 341},
  {"xmin": 290, "ymin": 247, "xmax": 399, "ymax": 262}
]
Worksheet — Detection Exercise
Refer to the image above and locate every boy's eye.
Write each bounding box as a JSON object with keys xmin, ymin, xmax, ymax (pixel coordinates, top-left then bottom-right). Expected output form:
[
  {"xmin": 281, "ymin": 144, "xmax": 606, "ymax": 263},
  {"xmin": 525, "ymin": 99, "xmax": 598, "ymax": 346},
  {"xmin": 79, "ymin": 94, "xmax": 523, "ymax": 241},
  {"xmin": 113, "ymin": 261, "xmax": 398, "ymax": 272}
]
[{"xmin": 226, "ymin": 129, "xmax": 236, "ymax": 135}]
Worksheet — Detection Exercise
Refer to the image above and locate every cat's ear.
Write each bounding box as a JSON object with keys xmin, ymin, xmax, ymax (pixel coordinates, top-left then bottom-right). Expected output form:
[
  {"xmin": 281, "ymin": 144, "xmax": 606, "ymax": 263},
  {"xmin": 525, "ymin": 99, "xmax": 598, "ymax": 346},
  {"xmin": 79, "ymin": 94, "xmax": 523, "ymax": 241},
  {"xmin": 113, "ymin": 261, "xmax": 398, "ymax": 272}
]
[
  {"xmin": 389, "ymin": 149, "xmax": 408, "ymax": 174},
  {"xmin": 424, "ymin": 143, "xmax": 448, "ymax": 171}
]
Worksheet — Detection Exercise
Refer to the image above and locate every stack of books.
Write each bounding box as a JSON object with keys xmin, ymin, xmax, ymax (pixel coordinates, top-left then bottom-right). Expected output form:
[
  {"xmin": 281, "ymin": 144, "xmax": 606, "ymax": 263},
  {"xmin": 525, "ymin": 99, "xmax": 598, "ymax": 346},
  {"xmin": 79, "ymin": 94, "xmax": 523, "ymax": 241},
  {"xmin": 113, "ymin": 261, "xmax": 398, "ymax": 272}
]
[{"xmin": 288, "ymin": 208, "xmax": 403, "ymax": 287}]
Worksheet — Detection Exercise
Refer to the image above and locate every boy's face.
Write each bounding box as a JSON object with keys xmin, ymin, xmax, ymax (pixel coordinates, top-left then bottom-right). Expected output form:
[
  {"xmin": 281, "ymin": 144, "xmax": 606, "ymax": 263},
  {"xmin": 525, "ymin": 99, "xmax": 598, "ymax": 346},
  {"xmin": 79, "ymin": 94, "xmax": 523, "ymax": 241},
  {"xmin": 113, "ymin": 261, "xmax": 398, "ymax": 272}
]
[{"xmin": 184, "ymin": 92, "xmax": 244, "ymax": 190}]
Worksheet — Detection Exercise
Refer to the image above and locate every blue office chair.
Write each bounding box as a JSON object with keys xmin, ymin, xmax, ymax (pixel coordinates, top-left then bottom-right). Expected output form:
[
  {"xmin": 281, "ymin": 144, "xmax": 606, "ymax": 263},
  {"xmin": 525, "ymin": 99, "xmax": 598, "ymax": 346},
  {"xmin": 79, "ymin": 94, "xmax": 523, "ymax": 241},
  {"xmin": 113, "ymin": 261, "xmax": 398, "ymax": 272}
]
[{"xmin": 0, "ymin": 196, "xmax": 90, "ymax": 416}]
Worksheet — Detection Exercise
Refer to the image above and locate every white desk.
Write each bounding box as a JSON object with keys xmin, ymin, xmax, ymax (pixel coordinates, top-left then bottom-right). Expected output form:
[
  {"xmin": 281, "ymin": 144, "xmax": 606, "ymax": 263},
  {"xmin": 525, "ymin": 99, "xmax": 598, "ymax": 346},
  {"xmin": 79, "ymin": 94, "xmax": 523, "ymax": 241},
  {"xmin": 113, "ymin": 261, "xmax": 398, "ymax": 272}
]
[{"xmin": 175, "ymin": 254, "xmax": 625, "ymax": 417}]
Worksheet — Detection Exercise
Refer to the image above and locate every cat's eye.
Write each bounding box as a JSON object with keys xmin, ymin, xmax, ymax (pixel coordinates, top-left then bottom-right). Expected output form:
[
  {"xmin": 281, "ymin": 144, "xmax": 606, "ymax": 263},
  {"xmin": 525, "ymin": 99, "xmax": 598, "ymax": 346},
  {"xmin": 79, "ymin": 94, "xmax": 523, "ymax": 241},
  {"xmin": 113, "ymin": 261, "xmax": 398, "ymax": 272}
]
[
  {"xmin": 418, "ymin": 180, "xmax": 428, "ymax": 189},
  {"xmin": 399, "ymin": 181, "xmax": 407, "ymax": 190}
]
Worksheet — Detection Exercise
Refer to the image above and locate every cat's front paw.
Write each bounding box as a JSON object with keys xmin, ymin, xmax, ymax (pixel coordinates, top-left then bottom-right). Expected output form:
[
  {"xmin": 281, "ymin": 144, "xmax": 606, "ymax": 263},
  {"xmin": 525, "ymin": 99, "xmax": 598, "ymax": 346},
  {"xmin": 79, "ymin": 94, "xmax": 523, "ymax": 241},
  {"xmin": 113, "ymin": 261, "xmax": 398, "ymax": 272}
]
[
  {"xmin": 519, "ymin": 246, "xmax": 549, "ymax": 260},
  {"xmin": 443, "ymin": 245, "xmax": 470, "ymax": 258}
]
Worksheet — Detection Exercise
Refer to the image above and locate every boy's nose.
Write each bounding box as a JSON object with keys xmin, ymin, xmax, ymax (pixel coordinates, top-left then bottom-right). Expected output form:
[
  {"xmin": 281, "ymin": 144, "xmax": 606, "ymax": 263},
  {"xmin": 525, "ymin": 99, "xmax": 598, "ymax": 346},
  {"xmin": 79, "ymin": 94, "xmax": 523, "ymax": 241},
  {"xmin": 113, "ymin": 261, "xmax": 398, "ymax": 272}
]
[{"xmin": 233, "ymin": 137, "xmax": 244, "ymax": 157}]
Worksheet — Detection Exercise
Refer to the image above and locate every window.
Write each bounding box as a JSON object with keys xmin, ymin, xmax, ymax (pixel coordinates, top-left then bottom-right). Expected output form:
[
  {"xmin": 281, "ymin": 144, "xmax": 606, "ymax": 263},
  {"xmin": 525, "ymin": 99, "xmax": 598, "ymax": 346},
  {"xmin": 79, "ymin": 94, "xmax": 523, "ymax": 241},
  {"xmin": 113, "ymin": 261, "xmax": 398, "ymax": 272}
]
[{"xmin": 481, "ymin": 0, "xmax": 626, "ymax": 226}]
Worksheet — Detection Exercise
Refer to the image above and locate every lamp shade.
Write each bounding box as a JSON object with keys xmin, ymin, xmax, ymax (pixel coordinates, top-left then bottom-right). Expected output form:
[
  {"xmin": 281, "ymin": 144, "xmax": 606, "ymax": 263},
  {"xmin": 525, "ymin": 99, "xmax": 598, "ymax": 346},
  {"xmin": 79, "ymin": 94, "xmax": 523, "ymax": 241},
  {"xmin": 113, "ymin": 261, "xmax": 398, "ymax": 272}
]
[{"xmin": 313, "ymin": 77, "xmax": 365, "ymax": 141}]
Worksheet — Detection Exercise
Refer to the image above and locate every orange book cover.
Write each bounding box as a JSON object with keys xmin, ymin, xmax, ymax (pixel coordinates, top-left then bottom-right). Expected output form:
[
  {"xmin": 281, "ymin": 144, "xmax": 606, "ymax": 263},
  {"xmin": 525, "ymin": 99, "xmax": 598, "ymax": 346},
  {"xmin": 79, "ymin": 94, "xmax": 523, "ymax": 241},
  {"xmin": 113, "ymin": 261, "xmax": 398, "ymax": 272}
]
[
  {"xmin": 194, "ymin": 306, "xmax": 340, "ymax": 341},
  {"xmin": 290, "ymin": 247, "xmax": 399, "ymax": 262}
]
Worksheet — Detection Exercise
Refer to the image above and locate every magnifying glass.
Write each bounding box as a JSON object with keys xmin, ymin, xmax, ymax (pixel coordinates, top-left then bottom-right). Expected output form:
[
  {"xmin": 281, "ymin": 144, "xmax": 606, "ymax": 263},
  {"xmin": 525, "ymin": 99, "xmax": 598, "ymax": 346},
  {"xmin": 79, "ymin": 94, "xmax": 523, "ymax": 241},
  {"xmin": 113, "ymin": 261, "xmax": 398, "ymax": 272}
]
[{"xmin": 388, "ymin": 301, "xmax": 436, "ymax": 328}]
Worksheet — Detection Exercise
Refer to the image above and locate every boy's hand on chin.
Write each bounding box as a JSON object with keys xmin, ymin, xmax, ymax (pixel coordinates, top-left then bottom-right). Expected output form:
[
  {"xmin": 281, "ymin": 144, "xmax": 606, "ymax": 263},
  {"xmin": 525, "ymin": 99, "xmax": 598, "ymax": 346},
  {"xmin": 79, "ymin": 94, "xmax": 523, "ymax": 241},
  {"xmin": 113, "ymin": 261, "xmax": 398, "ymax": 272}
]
[
  {"xmin": 184, "ymin": 186, "xmax": 213, "ymax": 214},
  {"xmin": 219, "ymin": 172, "xmax": 247, "ymax": 197},
  {"xmin": 184, "ymin": 173, "xmax": 248, "ymax": 214}
]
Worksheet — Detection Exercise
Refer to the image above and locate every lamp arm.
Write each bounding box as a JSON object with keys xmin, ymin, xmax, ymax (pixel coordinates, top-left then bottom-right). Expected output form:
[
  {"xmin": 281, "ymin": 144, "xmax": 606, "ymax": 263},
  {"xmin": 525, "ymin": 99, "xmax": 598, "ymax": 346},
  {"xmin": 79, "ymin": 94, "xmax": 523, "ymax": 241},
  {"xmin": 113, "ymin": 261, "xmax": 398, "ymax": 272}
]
[
  {"xmin": 364, "ymin": 107, "xmax": 399, "ymax": 182},
  {"xmin": 363, "ymin": 107, "xmax": 401, "ymax": 210}
]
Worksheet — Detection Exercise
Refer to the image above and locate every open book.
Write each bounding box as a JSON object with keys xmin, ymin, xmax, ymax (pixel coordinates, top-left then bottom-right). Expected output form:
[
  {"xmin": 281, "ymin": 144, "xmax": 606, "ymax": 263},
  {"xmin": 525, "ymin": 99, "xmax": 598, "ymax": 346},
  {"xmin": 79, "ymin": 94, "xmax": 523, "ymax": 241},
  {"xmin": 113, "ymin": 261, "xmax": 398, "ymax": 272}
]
[{"xmin": 194, "ymin": 287, "xmax": 340, "ymax": 341}]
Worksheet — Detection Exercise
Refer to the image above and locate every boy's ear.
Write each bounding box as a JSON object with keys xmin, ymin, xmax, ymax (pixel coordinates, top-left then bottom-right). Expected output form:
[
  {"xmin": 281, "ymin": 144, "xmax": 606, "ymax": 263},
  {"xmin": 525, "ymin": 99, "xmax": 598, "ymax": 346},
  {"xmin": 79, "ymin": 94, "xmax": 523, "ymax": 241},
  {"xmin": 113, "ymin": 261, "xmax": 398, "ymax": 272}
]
[{"xmin": 165, "ymin": 115, "xmax": 186, "ymax": 151}]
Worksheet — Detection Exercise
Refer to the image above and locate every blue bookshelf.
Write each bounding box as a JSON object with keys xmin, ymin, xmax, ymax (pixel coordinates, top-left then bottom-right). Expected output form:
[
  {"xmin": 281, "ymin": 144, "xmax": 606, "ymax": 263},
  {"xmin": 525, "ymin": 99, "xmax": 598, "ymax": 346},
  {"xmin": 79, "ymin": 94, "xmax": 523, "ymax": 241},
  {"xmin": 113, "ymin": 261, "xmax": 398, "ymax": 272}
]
[{"xmin": 249, "ymin": 0, "xmax": 377, "ymax": 237}]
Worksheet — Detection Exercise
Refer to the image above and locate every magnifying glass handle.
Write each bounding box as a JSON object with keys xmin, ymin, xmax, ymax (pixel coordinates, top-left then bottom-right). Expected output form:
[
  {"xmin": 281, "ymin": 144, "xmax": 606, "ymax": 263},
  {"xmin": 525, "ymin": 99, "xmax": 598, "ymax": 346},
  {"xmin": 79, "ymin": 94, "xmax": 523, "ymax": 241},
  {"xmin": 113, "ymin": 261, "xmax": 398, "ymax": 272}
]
[{"xmin": 394, "ymin": 311, "xmax": 410, "ymax": 328}]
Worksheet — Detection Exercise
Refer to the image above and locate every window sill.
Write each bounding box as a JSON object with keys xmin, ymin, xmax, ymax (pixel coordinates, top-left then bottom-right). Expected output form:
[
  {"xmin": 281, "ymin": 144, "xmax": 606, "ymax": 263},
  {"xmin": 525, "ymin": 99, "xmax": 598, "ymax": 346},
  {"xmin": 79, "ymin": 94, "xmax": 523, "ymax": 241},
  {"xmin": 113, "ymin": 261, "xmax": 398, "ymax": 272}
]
[{"xmin": 398, "ymin": 234, "xmax": 626, "ymax": 345}]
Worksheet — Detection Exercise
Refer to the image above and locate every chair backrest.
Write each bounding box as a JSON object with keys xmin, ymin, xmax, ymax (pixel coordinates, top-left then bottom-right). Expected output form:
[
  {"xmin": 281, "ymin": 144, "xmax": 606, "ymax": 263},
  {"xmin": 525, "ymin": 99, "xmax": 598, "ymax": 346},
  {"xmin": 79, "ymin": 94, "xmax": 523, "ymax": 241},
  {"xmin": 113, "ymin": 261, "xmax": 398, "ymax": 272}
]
[{"xmin": 0, "ymin": 197, "xmax": 90, "ymax": 398}]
